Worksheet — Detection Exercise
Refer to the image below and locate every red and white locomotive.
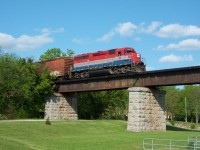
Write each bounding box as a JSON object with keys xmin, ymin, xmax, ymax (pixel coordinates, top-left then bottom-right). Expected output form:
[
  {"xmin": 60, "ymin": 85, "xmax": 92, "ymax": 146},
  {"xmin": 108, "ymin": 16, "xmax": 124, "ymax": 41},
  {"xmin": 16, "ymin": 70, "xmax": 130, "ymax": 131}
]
[{"xmin": 40, "ymin": 47, "xmax": 145, "ymax": 79}]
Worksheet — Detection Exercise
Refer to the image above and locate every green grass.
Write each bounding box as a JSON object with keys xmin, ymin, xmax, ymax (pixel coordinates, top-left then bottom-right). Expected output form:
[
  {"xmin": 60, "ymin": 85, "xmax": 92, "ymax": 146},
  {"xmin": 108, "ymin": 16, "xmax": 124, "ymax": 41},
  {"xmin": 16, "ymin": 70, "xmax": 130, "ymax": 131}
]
[{"xmin": 0, "ymin": 120, "xmax": 199, "ymax": 150}]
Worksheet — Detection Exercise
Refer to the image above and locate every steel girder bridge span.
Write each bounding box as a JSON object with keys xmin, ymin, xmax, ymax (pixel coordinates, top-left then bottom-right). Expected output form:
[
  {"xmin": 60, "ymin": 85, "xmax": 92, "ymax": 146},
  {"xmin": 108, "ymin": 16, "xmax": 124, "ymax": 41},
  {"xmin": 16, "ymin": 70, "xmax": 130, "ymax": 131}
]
[{"xmin": 56, "ymin": 65, "xmax": 200, "ymax": 93}]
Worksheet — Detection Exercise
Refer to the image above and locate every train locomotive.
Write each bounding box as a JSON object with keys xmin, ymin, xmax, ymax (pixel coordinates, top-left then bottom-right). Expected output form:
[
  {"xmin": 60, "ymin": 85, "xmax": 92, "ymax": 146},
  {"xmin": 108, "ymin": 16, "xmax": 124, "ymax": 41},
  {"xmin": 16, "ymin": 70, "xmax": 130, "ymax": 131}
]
[{"xmin": 40, "ymin": 47, "xmax": 146, "ymax": 80}]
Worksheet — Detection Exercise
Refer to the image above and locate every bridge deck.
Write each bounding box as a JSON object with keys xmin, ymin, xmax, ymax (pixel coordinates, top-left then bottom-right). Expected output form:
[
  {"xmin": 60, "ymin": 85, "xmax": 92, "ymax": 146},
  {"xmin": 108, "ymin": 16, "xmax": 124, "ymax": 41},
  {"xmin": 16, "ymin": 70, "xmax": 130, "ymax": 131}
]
[{"xmin": 56, "ymin": 65, "xmax": 200, "ymax": 92}]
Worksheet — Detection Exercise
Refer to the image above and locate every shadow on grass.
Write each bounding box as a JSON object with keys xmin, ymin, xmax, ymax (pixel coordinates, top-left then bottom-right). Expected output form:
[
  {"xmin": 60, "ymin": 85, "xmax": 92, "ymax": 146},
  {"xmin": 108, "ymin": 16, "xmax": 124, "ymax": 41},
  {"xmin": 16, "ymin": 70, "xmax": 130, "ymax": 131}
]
[{"xmin": 166, "ymin": 125, "xmax": 200, "ymax": 132}]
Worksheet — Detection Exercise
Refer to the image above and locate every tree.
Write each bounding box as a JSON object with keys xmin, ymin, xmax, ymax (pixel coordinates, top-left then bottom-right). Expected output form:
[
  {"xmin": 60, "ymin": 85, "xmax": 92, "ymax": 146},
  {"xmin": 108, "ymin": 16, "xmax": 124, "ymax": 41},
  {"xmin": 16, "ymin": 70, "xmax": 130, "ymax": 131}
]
[
  {"xmin": 39, "ymin": 48, "xmax": 75, "ymax": 61},
  {"xmin": 0, "ymin": 47, "xmax": 3, "ymax": 56},
  {"xmin": 182, "ymin": 85, "xmax": 200, "ymax": 124},
  {"xmin": 77, "ymin": 90, "xmax": 128, "ymax": 120},
  {"xmin": 77, "ymin": 91, "xmax": 106, "ymax": 119},
  {"xmin": 0, "ymin": 53, "xmax": 54, "ymax": 119},
  {"xmin": 17, "ymin": 59, "xmax": 54, "ymax": 118},
  {"xmin": 101, "ymin": 90, "xmax": 128, "ymax": 119},
  {"xmin": 0, "ymin": 53, "xmax": 23, "ymax": 118},
  {"xmin": 164, "ymin": 86, "xmax": 182, "ymax": 121},
  {"xmin": 39, "ymin": 48, "xmax": 66, "ymax": 61},
  {"xmin": 66, "ymin": 49, "xmax": 75, "ymax": 57}
]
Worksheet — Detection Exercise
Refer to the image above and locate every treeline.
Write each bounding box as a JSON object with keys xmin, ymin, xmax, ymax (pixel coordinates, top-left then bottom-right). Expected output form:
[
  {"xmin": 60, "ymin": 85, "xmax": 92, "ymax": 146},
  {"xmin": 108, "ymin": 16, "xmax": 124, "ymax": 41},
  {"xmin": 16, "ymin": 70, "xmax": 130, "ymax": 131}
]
[
  {"xmin": 0, "ymin": 50, "xmax": 128, "ymax": 120},
  {"xmin": 0, "ymin": 49, "xmax": 200, "ymax": 122},
  {"xmin": 77, "ymin": 86, "xmax": 200, "ymax": 122},
  {"xmin": 77, "ymin": 90, "xmax": 128, "ymax": 120},
  {"xmin": 0, "ymin": 52, "xmax": 54, "ymax": 119},
  {"xmin": 164, "ymin": 86, "xmax": 200, "ymax": 124}
]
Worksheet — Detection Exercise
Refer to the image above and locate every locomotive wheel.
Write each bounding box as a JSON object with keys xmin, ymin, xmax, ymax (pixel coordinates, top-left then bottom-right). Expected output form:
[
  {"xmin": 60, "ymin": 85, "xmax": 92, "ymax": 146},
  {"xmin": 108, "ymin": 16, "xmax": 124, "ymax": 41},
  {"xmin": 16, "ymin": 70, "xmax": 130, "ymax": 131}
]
[
  {"xmin": 85, "ymin": 72, "xmax": 89, "ymax": 78},
  {"xmin": 121, "ymin": 66, "xmax": 128, "ymax": 73},
  {"xmin": 74, "ymin": 73, "xmax": 81, "ymax": 79},
  {"xmin": 80, "ymin": 72, "xmax": 85, "ymax": 78},
  {"xmin": 74, "ymin": 73, "xmax": 78, "ymax": 79},
  {"xmin": 81, "ymin": 72, "xmax": 89, "ymax": 78},
  {"xmin": 136, "ymin": 67, "xmax": 144, "ymax": 72},
  {"xmin": 113, "ymin": 67, "xmax": 120, "ymax": 74}
]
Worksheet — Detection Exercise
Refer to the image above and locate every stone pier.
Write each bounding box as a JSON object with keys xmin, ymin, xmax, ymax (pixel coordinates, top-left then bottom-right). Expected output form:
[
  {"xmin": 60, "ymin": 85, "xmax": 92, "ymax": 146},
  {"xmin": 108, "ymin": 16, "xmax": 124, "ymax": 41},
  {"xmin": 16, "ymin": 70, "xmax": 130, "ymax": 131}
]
[
  {"xmin": 127, "ymin": 87, "xmax": 166, "ymax": 132},
  {"xmin": 45, "ymin": 93, "xmax": 78, "ymax": 120}
]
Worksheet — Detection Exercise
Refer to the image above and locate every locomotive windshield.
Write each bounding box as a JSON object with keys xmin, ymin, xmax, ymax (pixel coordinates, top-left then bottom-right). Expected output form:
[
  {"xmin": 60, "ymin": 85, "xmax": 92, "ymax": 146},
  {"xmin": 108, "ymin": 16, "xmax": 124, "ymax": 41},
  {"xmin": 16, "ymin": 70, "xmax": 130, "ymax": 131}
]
[
  {"xmin": 125, "ymin": 49, "xmax": 135, "ymax": 54},
  {"xmin": 125, "ymin": 48, "xmax": 135, "ymax": 54}
]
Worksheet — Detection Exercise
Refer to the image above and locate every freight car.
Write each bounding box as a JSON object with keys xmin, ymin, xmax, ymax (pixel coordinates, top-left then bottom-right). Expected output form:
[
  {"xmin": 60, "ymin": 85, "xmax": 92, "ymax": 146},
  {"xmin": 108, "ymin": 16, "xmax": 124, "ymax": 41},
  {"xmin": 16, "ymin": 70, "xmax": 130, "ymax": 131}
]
[
  {"xmin": 40, "ymin": 47, "xmax": 145, "ymax": 80},
  {"xmin": 39, "ymin": 57, "xmax": 73, "ymax": 79}
]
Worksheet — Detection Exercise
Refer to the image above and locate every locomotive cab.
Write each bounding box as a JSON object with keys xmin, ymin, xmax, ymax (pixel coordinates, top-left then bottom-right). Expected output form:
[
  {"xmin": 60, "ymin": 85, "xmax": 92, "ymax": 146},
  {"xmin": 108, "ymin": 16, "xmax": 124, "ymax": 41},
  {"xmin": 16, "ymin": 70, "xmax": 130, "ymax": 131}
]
[
  {"xmin": 124, "ymin": 47, "xmax": 145, "ymax": 72},
  {"xmin": 123, "ymin": 48, "xmax": 140, "ymax": 63}
]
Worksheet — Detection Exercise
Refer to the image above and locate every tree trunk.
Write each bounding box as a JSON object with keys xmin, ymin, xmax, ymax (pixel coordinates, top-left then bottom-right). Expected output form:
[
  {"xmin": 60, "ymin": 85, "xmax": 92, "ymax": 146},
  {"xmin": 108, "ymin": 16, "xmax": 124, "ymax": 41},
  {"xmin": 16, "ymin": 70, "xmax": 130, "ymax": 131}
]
[{"xmin": 195, "ymin": 104, "xmax": 199, "ymax": 125}]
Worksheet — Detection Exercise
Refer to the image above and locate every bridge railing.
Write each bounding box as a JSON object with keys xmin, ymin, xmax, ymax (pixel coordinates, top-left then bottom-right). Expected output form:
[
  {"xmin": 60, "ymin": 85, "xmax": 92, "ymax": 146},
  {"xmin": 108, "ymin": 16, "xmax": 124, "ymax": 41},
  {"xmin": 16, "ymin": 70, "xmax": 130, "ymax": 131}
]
[{"xmin": 143, "ymin": 137, "xmax": 200, "ymax": 150}]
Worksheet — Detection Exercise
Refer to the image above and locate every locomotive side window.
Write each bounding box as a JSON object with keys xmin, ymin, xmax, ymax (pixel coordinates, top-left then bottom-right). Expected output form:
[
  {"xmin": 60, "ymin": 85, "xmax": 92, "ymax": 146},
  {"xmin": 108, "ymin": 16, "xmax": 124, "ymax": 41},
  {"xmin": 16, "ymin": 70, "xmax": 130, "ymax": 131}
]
[
  {"xmin": 109, "ymin": 49, "xmax": 116, "ymax": 55},
  {"xmin": 93, "ymin": 52, "xmax": 106, "ymax": 56},
  {"xmin": 82, "ymin": 55, "xmax": 89, "ymax": 60},
  {"xmin": 74, "ymin": 55, "xmax": 89, "ymax": 61}
]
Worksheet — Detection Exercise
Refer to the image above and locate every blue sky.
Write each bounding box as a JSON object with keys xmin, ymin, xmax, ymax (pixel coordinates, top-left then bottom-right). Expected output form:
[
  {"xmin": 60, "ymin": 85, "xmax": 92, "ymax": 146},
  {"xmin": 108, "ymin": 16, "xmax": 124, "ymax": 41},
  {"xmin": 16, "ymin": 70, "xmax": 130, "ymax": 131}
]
[{"xmin": 0, "ymin": 0, "xmax": 200, "ymax": 70}]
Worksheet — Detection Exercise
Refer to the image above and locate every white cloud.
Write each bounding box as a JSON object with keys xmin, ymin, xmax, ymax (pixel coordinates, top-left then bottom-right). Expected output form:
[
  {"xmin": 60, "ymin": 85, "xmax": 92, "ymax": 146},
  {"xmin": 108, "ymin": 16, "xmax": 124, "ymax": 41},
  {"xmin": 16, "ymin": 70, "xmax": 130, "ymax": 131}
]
[
  {"xmin": 155, "ymin": 24, "xmax": 200, "ymax": 38},
  {"xmin": 41, "ymin": 28, "xmax": 64, "ymax": 34},
  {"xmin": 115, "ymin": 22, "xmax": 137, "ymax": 37},
  {"xmin": 72, "ymin": 38, "xmax": 91, "ymax": 45},
  {"xmin": 133, "ymin": 37, "xmax": 141, "ymax": 42},
  {"xmin": 87, "ymin": 22, "xmax": 200, "ymax": 43},
  {"xmin": 155, "ymin": 39, "xmax": 200, "ymax": 51},
  {"xmin": 97, "ymin": 22, "xmax": 137, "ymax": 42},
  {"xmin": 140, "ymin": 21, "xmax": 162, "ymax": 34},
  {"xmin": 0, "ymin": 28, "xmax": 64, "ymax": 51},
  {"xmin": 0, "ymin": 32, "xmax": 53, "ymax": 51},
  {"xmin": 96, "ymin": 31, "xmax": 115, "ymax": 42},
  {"xmin": 159, "ymin": 54, "xmax": 193, "ymax": 63}
]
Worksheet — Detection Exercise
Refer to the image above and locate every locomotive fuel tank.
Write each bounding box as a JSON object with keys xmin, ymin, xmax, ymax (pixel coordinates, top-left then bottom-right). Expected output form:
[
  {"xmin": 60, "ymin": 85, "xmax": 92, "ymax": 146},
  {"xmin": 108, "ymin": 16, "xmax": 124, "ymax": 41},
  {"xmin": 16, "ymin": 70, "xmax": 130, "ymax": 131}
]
[{"xmin": 88, "ymin": 68, "xmax": 114, "ymax": 77}]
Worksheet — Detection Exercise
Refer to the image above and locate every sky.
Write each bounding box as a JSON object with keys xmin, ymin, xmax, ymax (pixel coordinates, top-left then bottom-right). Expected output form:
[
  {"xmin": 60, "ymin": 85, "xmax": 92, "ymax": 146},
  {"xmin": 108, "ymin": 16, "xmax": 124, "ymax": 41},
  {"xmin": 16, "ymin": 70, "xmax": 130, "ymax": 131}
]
[{"xmin": 0, "ymin": 0, "xmax": 200, "ymax": 70}]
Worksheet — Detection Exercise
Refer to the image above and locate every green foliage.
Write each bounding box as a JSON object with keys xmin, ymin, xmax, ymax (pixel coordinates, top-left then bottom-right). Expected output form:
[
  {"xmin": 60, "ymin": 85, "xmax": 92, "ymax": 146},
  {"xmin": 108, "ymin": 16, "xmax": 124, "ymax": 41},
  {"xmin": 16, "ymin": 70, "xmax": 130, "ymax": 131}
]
[
  {"xmin": 45, "ymin": 117, "xmax": 51, "ymax": 125},
  {"xmin": 39, "ymin": 48, "xmax": 67, "ymax": 61},
  {"xmin": 182, "ymin": 85, "xmax": 200, "ymax": 123},
  {"xmin": 164, "ymin": 86, "xmax": 182, "ymax": 120},
  {"xmin": 66, "ymin": 49, "xmax": 75, "ymax": 57},
  {"xmin": 0, "ymin": 53, "xmax": 54, "ymax": 119},
  {"xmin": 0, "ymin": 114, "xmax": 7, "ymax": 120},
  {"xmin": 164, "ymin": 85, "xmax": 200, "ymax": 123},
  {"xmin": 190, "ymin": 123, "xmax": 196, "ymax": 129},
  {"xmin": 39, "ymin": 48, "xmax": 75, "ymax": 61},
  {"xmin": 169, "ymin": 120, "xmax": 175, "ymax": 126},
  {"xmin": 77, "ymin": 90, "xmax": 128, "ymax": 120}
]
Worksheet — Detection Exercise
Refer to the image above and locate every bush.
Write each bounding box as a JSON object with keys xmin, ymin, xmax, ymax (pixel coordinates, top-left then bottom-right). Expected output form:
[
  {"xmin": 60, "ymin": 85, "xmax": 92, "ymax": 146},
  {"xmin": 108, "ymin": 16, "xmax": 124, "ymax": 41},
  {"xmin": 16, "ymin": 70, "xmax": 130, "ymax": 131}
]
[
  {"xmin": 169, "ymin": 120, "xmax": 175, "ymax": 126},
  {"xmin": 0, "ymin": 114, "xmax": 7, "ymax": 120},
  {"xmin": 15, "ymin": 107, "xmax": 30, "ymax": 119},
  {"xmin": 45, "ymin": 117, "xmax": 51, "ymax": 125},
  {"xmin": 190, "ymin": 123, "xmax": 196, "ymax": 129}
]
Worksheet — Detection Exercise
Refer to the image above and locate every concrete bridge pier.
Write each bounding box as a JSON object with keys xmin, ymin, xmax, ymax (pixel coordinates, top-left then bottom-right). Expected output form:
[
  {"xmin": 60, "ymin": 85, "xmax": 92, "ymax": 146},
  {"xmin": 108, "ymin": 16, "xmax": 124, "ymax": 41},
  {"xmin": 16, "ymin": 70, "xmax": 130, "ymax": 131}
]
[
  {"xmin": 44, "ymin": 93, "xmax": 78, "ymax": 120},
  {"xmin": 127, "ymin": 87, "xmax": 166, "ymax": 132}
]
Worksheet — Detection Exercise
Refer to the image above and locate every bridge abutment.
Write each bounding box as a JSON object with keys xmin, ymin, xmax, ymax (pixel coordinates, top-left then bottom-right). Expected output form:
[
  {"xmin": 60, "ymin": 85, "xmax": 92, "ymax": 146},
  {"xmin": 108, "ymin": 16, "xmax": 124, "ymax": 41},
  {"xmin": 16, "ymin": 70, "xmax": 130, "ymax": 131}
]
[
  {"xmin": 127, "ymin": 87, "xmax": 166, "ymax": 132},
  {"xmin": 44, "ymin": 93, "xmax": 78, "ymax": 120}
]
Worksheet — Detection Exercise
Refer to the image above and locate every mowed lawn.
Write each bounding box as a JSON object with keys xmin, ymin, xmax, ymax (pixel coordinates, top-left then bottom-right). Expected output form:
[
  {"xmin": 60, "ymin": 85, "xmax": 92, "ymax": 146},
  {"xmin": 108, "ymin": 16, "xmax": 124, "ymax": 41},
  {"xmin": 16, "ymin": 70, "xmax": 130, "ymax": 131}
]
[{"xmin": 0, "ymin": 120, "xmax": 198, "ymax": 150}]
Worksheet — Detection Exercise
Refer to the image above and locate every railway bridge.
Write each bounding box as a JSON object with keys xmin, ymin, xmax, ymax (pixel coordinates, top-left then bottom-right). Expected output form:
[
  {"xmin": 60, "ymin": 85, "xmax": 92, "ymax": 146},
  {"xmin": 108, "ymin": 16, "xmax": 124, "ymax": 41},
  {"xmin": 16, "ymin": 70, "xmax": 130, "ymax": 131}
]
[{"xmin": 45, "ymin": 65, "xmax": 200, "ymax": 132}]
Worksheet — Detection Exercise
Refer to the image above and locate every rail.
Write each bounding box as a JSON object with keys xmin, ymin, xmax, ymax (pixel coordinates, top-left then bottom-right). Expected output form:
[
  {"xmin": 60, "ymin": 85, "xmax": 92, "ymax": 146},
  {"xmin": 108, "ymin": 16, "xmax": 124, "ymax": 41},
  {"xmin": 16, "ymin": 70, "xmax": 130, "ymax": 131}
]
[{"xmin": 143, "ymin": 137, "xmax": 200, "ymax": 150}]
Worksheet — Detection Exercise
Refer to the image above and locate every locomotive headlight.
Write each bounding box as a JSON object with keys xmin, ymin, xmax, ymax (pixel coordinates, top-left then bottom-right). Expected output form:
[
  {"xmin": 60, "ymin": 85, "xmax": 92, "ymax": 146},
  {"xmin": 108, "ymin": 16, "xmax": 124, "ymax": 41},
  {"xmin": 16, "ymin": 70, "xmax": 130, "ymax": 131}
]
[{"xmin": 137, "ymin": 54, "xmax": 140, "ymax": 57}]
